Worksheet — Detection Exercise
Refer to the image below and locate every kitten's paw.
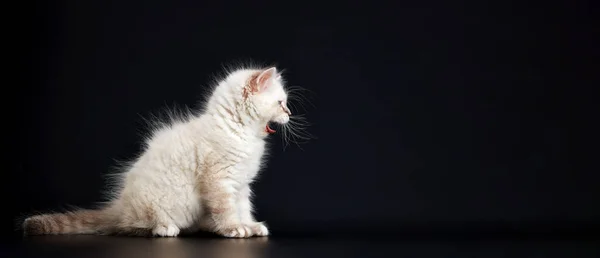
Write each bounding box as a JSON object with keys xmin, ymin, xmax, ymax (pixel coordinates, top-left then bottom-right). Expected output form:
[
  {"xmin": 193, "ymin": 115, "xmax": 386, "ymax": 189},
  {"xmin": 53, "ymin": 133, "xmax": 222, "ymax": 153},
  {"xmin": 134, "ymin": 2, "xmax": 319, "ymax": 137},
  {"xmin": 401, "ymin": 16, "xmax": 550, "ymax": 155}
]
[
  {"xmin": 218, "ymin": 225, "xmax": 254, "ymax": 238},
  {"xmin": 153, "ymin": 225, "xmax": 180, "ymax": 237},
  {"xmin": 248, "ymin": 222, "xmax": 269, "ymax": 237}
]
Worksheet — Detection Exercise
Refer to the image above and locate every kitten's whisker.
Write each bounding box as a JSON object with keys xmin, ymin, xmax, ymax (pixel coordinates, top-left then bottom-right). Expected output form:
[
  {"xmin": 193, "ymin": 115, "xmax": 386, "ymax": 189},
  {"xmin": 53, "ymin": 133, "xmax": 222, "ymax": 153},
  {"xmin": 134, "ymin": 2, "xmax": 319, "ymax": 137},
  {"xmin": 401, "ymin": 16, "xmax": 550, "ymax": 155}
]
[
  {"xmin": 289, "ymin": 115, "xmax": 309, "ymax": 121},
  {"xmin": 288, "ymin": 93, "xmax": 315, "ymax": 110},
  {"xmin": 286, "ymin": 96, "xmax": 306, "ymax": 114},
  {"xmin": 289, "ymin": 100, "xmax": 310, "ymax": 114},
  {"xmin": 287, "ymin": 85, "xmax": 316, "ymax": 95},
  {"xmin": 288, "ymin": 119, "xmax": 311, "ymax": 128},
  {"xmin": 288, "ymin": 129, "xmax": 312, "ymax": 140},
  {"xmin": 284, "ymin": 125, "xmax": 304, "ymax": 150},
  {"xmin": 281, "ymin": 118, "xmax": 315, "ymax": 147},
  {"xmin": 286, "ymin": 85, "xmax": 316, "ymax": 110},
  {"xmin": 286, "ymin": 101, "xmax": 304, "ymax": 114},
  {"xmin": 292, "ymin": 92, "xmax": 316, "ymax": 108},
  {"xmin": 280, "ymin": 125, "xmax": 287, "ymax": 151},
  {"xmin": 283, "ymin": 123, "xmax": 291, "ymax": 150}
]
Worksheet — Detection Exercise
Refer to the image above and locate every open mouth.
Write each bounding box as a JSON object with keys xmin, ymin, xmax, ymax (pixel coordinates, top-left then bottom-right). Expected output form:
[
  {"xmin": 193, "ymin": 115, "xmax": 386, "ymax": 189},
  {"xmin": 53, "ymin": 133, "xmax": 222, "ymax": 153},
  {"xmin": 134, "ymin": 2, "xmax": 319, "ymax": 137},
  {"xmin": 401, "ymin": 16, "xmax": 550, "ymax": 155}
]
[{"xmin": 265, "ymin": 122, "xmax": 276, "ymax": 134}]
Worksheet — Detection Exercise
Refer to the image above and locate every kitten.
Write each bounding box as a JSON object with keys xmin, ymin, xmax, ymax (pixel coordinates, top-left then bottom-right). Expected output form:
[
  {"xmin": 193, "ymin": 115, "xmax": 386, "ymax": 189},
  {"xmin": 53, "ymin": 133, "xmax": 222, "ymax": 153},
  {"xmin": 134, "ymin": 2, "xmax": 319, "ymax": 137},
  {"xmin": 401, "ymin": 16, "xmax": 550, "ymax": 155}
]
[{"xmin": 23, "ymin": 66, "xmax": 297, "ymax": 238}]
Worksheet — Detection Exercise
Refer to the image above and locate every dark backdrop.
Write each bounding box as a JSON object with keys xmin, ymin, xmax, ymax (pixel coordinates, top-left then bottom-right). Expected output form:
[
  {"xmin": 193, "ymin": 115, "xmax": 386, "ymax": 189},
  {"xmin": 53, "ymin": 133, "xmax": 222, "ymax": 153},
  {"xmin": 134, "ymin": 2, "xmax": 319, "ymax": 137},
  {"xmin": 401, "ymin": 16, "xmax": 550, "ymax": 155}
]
[{"xmin": 7, "ymin": 0, "xmax": 598, "ymax": 238}]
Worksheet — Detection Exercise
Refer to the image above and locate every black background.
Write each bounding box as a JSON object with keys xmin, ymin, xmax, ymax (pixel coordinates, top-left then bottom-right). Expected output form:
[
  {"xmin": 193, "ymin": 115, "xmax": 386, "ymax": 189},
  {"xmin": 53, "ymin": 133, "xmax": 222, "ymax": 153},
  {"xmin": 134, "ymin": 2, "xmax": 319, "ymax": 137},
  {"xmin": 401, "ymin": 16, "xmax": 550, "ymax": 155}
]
[{"xmin": 6, "ymin": 0, "xmax": 598, "ymax": 241}]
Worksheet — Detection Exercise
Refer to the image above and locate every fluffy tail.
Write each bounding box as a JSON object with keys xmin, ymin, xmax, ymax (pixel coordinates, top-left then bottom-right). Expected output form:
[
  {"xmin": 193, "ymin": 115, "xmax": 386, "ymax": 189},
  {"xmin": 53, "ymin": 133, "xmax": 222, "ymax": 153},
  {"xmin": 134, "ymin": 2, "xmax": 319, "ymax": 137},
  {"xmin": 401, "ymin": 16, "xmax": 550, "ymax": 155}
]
[{"xmin": 22, "ymin": 209, "xmax": 108, "ymax": 236}]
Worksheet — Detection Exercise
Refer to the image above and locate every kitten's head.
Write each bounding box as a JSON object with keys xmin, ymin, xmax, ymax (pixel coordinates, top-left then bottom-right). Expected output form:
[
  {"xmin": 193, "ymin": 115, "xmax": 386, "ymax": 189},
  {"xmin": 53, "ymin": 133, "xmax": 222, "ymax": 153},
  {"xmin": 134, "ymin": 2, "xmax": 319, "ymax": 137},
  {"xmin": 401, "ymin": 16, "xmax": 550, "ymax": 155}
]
[{"xmin": 244, "ymin": 67, "xmax": 291, "ymax": 134}]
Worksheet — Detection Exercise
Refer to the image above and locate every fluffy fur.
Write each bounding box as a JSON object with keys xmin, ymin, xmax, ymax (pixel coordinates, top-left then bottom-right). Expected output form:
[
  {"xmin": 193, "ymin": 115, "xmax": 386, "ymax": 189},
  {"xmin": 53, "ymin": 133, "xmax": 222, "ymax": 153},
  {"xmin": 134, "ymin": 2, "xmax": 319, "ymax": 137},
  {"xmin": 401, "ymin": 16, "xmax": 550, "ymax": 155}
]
[{"xmin": 22, "ymin": 65, "xmax": 303, "ymax": 238}]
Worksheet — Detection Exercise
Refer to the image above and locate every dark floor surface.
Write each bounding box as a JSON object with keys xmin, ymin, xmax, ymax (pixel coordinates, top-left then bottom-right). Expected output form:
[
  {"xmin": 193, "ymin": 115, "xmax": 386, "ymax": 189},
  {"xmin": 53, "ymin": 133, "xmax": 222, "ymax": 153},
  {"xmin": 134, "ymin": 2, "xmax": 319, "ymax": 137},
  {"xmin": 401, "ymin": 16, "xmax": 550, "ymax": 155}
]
[{"xmin": 4, "ymin": 232, "xmax": 600, "ymax": 258}]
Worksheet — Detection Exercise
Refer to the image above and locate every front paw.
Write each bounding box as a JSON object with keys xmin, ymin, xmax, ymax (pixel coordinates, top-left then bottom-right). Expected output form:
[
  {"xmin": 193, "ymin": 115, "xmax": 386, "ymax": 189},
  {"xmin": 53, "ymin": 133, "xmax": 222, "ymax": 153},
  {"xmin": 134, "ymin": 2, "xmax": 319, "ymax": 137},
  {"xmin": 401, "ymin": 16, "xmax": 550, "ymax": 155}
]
[
  {"xmin": 248, "ymin": 222, "xmax": 269, "ymax": 237},
  {"xmin": 218, "ymin": 224, "xmax": 254, "ymax": 238},
  {"xmin": 217, "ymin": 222, "xmax": 269, "ymax": 238}
]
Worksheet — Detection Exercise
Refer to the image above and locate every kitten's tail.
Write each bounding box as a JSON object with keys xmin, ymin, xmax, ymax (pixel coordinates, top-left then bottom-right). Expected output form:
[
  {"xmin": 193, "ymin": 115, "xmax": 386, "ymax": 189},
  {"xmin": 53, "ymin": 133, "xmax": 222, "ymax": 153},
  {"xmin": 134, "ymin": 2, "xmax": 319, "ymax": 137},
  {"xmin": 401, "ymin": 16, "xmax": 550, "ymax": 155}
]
[{"xmin": 22, "ymin": 209, "xmax": 110, "ymax": 235}]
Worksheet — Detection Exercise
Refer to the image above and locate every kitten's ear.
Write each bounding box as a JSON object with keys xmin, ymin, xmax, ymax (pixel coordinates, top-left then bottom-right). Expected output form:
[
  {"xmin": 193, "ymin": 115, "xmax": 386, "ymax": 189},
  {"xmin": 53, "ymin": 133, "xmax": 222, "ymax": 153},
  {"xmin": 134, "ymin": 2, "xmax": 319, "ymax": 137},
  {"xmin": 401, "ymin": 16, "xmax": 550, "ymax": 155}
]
[{"xmin": 253, "ymin": 67, "xmax": 277, "ymax": 92}]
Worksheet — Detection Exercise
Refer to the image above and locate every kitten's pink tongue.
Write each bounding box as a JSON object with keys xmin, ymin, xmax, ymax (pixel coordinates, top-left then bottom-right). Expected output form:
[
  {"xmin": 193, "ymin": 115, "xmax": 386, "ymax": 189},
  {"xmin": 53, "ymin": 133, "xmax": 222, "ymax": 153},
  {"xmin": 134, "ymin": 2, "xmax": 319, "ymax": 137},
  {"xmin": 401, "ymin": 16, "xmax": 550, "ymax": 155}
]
[{"xmin": 265, "ymin": 124, "xmax": 276, "ymax": 134}]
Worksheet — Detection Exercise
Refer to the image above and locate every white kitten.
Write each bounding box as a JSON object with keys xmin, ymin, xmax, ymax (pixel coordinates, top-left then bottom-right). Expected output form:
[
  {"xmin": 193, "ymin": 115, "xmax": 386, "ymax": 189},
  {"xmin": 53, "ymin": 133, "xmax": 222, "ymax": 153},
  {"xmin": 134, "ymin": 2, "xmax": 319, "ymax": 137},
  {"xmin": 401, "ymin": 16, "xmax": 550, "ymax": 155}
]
[{"xmin": 23, "ymin": 66, "xmax": 297, "ymax": 238}]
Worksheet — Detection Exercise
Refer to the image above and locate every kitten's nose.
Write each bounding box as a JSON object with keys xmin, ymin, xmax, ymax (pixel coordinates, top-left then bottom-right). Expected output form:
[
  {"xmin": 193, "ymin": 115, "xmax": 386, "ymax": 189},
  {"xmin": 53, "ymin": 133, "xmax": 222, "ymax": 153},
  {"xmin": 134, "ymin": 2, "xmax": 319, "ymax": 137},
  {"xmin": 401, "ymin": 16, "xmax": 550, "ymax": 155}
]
[{"xmin": 281, "ymin": 102, "xmax": 291, "ymax": 115}]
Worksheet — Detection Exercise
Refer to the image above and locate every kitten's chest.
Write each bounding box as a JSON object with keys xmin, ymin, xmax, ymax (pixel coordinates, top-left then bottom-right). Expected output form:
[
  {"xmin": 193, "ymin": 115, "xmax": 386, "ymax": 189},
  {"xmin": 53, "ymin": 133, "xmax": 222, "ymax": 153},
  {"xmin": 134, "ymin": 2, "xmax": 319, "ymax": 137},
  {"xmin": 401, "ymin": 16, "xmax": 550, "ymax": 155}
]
[{"xmin": 233, "ymin": 140, "xmax": 266, "ymax": 181}]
